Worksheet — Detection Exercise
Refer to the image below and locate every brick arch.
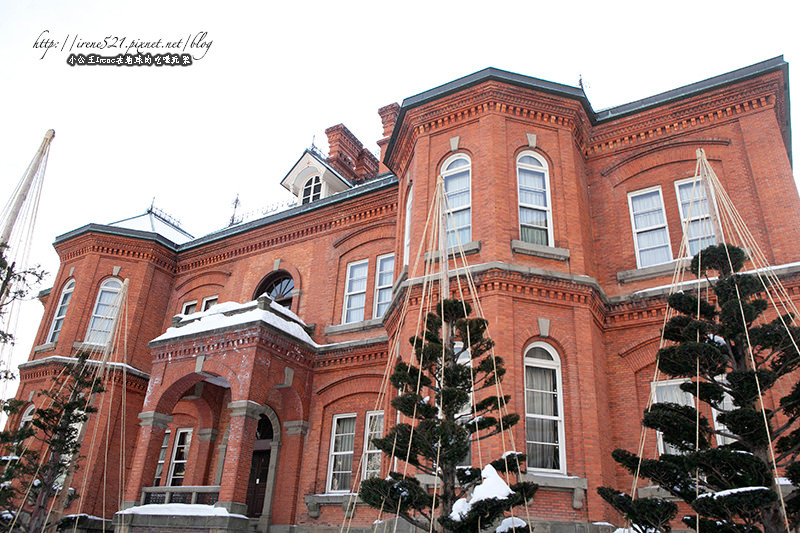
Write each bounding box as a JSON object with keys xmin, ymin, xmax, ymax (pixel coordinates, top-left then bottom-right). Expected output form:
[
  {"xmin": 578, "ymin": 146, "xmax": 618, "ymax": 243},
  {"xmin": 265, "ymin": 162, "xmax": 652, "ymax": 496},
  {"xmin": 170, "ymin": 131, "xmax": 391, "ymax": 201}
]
[
  {"xmin": 171, "ymin": 394, "xmax": 216, "ymax": 430},
  {"xmin": 175, "ymin": 269, "xmax": 232, "ymax": 298},
  {"xmin": 252, "ymin": 260, "xmax": 303, "ymax": 299},
  {"xmin": 316, "ymin": 373, "xmax": 385, "ymax": 407},
  {"xmin": 148, "ymin": 365, "xmax": 239, "ymax": 416},
  {"xmin": 617, "ymin": 337, "xmax": 661, "ymax": 374},
  {"xmin": 606, "ymin": 140, "xmax": 729, "ymax": 189}
]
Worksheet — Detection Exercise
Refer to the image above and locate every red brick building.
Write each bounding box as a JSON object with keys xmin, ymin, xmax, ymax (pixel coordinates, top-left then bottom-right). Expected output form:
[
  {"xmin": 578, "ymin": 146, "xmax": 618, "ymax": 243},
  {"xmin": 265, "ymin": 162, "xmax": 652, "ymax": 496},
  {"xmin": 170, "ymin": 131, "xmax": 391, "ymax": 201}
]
[{"xmin": 10, "ymin": 56, "xmax": 799, "ymax": 532}]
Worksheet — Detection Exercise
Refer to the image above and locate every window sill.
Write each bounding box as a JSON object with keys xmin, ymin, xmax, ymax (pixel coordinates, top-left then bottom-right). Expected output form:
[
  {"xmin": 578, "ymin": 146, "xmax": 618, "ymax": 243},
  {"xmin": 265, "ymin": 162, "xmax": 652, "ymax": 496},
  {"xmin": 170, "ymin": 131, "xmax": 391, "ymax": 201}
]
[
  {"xmin": 325, "ymin": 318, "xmax": 384, "ymax": 336},
  {"xmin": 33, "ymin": 342, "xmax": 56, "ymax": 354},
  {"xmin": 304, "ymin": 493, "xmax": 360, "ymax": 519},
  {"xmin": 616, "ymin": 258, "xmax": 690, "ymax": 284},
  {"xmin": 511, "ymin": 240, "xmax": 570, "ymax": 261},
  {"xmin": 423, "ymin": 240, "xmax": 481, "ymax": 262},
  {"xmin": 520, "ymin": 472, "xmax": 587, "ymax": 509}
]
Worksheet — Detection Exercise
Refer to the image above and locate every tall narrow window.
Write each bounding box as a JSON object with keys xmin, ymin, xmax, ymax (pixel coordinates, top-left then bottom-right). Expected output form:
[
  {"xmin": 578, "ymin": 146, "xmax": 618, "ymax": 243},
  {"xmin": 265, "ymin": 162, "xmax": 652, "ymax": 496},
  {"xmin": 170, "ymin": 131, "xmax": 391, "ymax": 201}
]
[
  {"xmin": 675, "ymin": 177, "xmax": 716, "ymax": 256},
  {"xmin": 342, "ymin": 260, "xmax": 368, "ymax": 324},
  {"xmin": 517, "ymin": 152, "xmax": 552, "ymax": 246},
  {"xmin": 19, "ymin": 404, "xmax": 35, "ymax": 430},
  {"xmin": 628, "ymin": 187, "xmax": 672, "ymax": 268},
  {"xmin": 153, "ymin": 430, "xmax": 171, "ymax": 486},
  {"xmin": 403, "ymin": 186, "xmax": 413, "ymax": 267},
  {"xmin": 363, "ymin": 411, "xmax": 384, "ymax": 479},
  {"xmin": 167, "ymin": 428, "xmax": 192, "ymax": 486},
  {"xmin": 652, "ymin": 379, "xmax": 693, "ymax": 455},
  {"xmin": 327, "ymin": 414, "xmax": 356, "ymax": 492},
  {"xmin": 85, "ymin": 278, "xmax": 123, "ymax": 345},
  {"xmin": 524, "ymin": 343, "xmax": 565, "ymax": 472},
  {"xmin": 374, "ymin": 254, "xmax": 394, "ymax": 318},
  {"xmin": 441, "ymin": 155, "xmax": 471, "ymax": 249},
  {"xmin": 302, "ymin": 176, "xmax": 322, "ymax": 204},
  {"xmin": 47, "ymin": 280, "xmax": 75, "ymax": 343}
]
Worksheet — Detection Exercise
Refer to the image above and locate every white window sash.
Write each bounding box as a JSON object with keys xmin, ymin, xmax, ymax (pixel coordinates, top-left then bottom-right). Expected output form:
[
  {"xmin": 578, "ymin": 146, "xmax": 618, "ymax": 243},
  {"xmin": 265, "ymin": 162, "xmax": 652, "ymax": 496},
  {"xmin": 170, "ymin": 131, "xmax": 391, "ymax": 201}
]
[
  {"xmin": 167, "ymin": 428, "xmax": 192, "ymax": 487},
  {"xmin": 362, "ymin": 411, "xmax": 384, "ymax": 479},
  {"xmin": 327, "ymin": 413, "xmax": 357, "ymax": 493},
  {"xmin": 403, "ymin": 186, "xmax": 413, "ymax": 267},
  {"xmin": 524, "ymin": 343, "xmax": 566, "ymax": 474},
  {"xmin": 441, "ymin": 155, "xmax": 471, "ymax": 249},
  {"xmin": 628, "ymin": 186, "xmax": 673, "ymax": 269},
  {"xmin": 675, "ymin": 177, "xmax": 717, "ymax": 256},
  {"xmin": 651, "ymin": 379, "xmax": 694, "ymax": 455},
  {"xmin": 153, "ymin": 430, "xmax": 171, "ymax": 486},
  {"xmin": 47, "ymin": 280, "xmax": 75, "ymax": 343},
  {"xmin": 373, "ymin": 254, "xmax": 394, "ymax": 318},
  {"xmin": 202, "ymin": 296, "xmax": 218, "ymax": 311},
  {"xmin": 181, "ymin": 300, "xmax": 198, "ymax": 315},
  {"xmin": 342, "ymin": 260, "xmax": 368, "ymax": 324},
  {"xmin": 517, "ymin": 152, "xmax": 553, "ymax": 246},
  {"xmin": 85, "ymin": 279, "xmax": 123, "ymax": 345}
]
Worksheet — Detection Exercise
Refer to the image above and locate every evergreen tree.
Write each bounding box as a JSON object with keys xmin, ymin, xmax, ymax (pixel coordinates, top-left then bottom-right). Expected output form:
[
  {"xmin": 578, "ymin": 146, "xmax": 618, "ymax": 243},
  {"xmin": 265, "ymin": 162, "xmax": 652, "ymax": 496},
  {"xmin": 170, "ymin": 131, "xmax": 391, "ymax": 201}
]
[
  {"xmin": 360, "ymin": 299, "xmax": 537, "ymax": 533},
  {"xmin": 600, "ymin": 244, "xmax": 800, "ymax": 532}
]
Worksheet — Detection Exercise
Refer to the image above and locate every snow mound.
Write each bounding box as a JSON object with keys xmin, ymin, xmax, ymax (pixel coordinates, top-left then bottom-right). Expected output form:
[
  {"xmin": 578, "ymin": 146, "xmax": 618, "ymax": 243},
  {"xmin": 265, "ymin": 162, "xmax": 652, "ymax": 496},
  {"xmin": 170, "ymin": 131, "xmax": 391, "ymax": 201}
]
[
  {"xmin": 449, "ymin": 464, "xmax": 514, "ymax": 522},
  {"xmin": 117, "ymin": 503, "xmax": 246, "ymax": 518},
  {"xmin": 496, "ymin": 516, "xmax": 526, "ymax": 532}
]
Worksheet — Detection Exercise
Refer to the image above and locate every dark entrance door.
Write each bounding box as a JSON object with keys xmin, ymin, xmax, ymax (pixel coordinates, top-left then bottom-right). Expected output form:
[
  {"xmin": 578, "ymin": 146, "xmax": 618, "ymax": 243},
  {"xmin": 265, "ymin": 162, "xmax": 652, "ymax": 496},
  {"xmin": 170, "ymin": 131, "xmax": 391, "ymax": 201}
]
[{"xmin": 246, "ymin": 415, "xmax": 274, "ymax": 517}]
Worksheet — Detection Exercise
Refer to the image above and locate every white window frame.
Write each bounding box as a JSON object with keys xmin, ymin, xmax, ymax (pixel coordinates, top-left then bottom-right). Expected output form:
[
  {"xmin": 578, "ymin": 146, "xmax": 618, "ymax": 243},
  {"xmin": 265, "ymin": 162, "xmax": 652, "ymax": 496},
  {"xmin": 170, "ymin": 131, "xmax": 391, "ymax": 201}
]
[
  {"xmin": 327, "ymin": 413, "xmax": 357, "ymax": 493},
  {"xmin": 47, "ymin": 279, "xmax": 75, "ymax": 343},
  {"xmin": 651, "ymin": 378, "xmax": 694, "ymax": 455},
  {"xmin": 153, "ymin": 429, "xmax": 171, "ymax": 487},
  {"xmin": 362, "ymin": 411, "xmax": 384, "ymax": 480},
  {"xmin": 628, "ymin": 186, "xmax": 673, "ymax": 269},
  {"xmin": 181, "ymin": 300, "xmax": 198, "ymax": 315},
  {"xmin": 403, "ymin": 185, "xmax": 413, "ymax": 267},
  {"xmin": 441, "ymin": 154, "xmax": 472, "ymax": 249},
  {"xmin": 342, "ymin": 259, "xmax": 369, "ymax": 324},
  {"xmin": 373, "ymin": 254, "xmax": 394, "ymax": 318},
  {"xmin": 202, "ymin": 295, "xmax": 218, "ymax": 311},
  {"xmin": 524, "ymin": 342, "xmax": 566, "ymax": 474},
  {"xmin": 517, "ymin": 151, "xmax": 553, "ymax": 246},
  {"xmin": 167, "ymin": 428, "xmax": 192, "ymax": 487},
  {"xmin": 302, "ymin": 175, "xmax": 322, "ymax": 204},
  {"xmin": 674, "ymin": 176, "xmax": 717, "ymax": 257},
  {"xmin": 85, "ymin": 278, "xmax": 123, "ymax": 345},
  {"xmin": 19, "ymin": 404, "xmax": 35, "ymax": 429}
]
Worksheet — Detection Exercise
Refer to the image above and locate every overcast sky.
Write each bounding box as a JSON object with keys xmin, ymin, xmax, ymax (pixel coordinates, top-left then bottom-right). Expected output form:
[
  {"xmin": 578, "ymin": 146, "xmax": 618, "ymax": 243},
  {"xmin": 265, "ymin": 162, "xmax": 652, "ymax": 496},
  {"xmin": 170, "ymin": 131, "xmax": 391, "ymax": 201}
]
[{"xmin": 1, "ymin": 0, "xmax": 799, "ymax": 397}]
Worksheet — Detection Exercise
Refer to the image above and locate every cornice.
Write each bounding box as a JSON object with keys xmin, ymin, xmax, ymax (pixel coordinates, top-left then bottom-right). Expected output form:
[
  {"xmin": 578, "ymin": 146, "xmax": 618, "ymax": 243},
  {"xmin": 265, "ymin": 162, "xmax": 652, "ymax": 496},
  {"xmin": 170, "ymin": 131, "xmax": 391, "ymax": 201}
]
[
  {"xmin": 586, "ymin": 75, "xmax": 783, "ymax": 158},
  {"xmin": 388, "ymin": 83, "xmax": 592, "ymax": 177},
  {"xmin": 176, "ymin": 187, "xmax": 398, "ymax": 274},
  {"xmin": 55, "ymin": 232, "xmax": 178, "ymax": 273}
]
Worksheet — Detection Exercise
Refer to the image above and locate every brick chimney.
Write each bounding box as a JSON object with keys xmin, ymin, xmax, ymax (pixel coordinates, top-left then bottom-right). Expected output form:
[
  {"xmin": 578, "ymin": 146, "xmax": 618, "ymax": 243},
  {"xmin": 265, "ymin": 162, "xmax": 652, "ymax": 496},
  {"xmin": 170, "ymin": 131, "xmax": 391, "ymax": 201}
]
[
  {"xmin": 377, "ymin": 103, "xmax": 400, "ymax": 175},
  {"xmin": 324, "ymin": 124, "xmax": 378, "ymax": 184}
]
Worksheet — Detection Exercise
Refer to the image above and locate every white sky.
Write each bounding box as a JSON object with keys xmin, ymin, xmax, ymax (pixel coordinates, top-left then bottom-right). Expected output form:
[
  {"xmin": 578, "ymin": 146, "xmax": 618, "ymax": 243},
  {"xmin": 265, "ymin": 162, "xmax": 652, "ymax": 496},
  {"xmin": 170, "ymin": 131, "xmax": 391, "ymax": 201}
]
[{"xmin": 1, "ymin": 0, "xmax": 799, "ymax": 398}]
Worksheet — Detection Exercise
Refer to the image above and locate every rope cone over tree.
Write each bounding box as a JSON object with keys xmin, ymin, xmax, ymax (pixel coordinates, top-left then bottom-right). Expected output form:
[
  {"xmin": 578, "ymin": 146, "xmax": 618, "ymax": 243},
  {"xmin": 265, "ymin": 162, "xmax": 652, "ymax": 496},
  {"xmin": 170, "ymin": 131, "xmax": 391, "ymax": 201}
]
[
  {"xmin": 599, "ymin": 244, "xmax": 800, "ymax": 532},
  {"xmin": 359, "ymin": 299, "xmax": 538, "ymax": 533}
]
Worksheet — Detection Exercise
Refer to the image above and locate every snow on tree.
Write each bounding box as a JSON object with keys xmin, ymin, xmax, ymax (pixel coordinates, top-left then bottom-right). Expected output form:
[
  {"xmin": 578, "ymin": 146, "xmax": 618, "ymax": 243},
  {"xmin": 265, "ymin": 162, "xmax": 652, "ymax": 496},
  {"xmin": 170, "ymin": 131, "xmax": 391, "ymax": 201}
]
[
  {"xmin": 359, "ymin": 299, "xmax": 537, "ymax": 533},
  {"xmin": 600, "ymin": 244, "xmax": 800, "ymax": 532}
]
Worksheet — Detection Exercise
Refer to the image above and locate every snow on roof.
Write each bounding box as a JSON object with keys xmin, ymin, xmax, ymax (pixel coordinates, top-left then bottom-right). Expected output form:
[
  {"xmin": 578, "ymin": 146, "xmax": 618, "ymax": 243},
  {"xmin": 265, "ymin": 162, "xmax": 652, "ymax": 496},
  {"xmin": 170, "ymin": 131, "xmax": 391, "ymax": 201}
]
[
  {"xmin": 109, "ymin": 209, "xmax": 194, "ymax": 245},
  {"xmin": 151, "ymin": 296, "xmax": 316, "ymax": 346},
  {"xmin": 117, "ymin": 503, "xmax": 246, "ymax": 518}
]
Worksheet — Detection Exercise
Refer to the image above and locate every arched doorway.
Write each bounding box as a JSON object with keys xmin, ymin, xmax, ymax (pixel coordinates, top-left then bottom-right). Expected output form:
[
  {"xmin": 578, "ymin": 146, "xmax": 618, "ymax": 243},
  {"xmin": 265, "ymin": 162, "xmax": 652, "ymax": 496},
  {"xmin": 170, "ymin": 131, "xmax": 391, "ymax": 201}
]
[{"xmin": 246, "ymin": 415, "xmax": 274, "ymax": 517}]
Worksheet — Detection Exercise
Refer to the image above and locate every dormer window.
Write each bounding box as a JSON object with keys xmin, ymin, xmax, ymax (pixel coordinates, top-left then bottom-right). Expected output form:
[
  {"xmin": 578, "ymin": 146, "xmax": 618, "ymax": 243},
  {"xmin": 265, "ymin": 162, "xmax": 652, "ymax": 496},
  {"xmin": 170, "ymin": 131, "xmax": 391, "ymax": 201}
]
[{"xmin": 302, "ymin": 176, "xmax": 322, "ymax": 204}]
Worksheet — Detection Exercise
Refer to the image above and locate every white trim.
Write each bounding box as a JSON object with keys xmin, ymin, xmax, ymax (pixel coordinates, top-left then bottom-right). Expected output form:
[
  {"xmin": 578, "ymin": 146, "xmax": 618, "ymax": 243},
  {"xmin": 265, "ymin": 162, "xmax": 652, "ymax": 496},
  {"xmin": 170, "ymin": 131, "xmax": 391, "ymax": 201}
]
[
  {"xmin": 167, "ymin": 427, "xmax": 192, "ymax": 486},
  {"xmin": 181, "ymin": 300, "xmax": 198, "ymax": 315},
  {"xmin": 301, "ymin": 175, "xmax": 322, "ymax": 204},
  {"xmin": 201, "ymin": 295, "xmax": 218, "ymax": 311},
  {"xmin": 47, "ymin": 279, "xmax": 75, "ymax": 343},
  {"xmin": 674, "ymin": 176, "xmax": 717, "ymax": 256},
  {"xmin": 327, "ymin": 413, "xmax": 357, "ymax": 493},
  {"xmin": 342, "ymin": 259, "xmax": 369, "ymax": 324},
  {"xmin": 403, "ymin": 185, "xmax": 413, "ymax": 267},
  {"xmin": 153, "ymin": 430, "xmax": 171, "ymax": 486},
  {"xmin": 516, "ymin": 151, "xmax": 553, "ymax": 247},
  {"xmin": 373, "ymin": 253, "xmax": 394, "ymax": 318},
  {"xmin": 362, "ymin": 411, "xmax": 384, "ymax": 480},
  {"xmin": 628, "ymin": 186, "xmax": 673, "ymax": 269},
  {"xmin": 19, "ymin": 404, "xmax": 35, "ymax": 429},
  {"xmin": 524, "ymin": 341, "xmax": 566, "ymax": 474},
  {"xmin": 651, "ymin": 378, "xmax": 694, "ymax": 455},
  {"xmin": 441, "ymin": 153, "xmax": 471, "ymax": 249},
  {"xmin": 85, "ymin": 278, "xmax": 123, "ymax": 345}
]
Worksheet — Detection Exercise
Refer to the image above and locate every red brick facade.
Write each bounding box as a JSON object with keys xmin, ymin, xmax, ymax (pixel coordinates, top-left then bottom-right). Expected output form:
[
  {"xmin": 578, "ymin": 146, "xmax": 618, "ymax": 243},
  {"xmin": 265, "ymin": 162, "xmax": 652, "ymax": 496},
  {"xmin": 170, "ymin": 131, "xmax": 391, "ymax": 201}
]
[{"xmin": 9, "ymin": 57, "xmax": 800, "ymax": 532}]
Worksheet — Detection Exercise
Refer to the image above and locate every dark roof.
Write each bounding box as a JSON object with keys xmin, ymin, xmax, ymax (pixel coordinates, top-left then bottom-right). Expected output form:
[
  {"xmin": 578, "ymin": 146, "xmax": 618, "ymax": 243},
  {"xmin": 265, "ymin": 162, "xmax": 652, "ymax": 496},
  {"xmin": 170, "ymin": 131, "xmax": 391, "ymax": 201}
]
[
  {"xmin": 385, "ymin": 56, "xmax": 789, "ymax": 164},
  {"xmin": 53, "ymin": 174, "xmax": 399, "ymax": 252}
]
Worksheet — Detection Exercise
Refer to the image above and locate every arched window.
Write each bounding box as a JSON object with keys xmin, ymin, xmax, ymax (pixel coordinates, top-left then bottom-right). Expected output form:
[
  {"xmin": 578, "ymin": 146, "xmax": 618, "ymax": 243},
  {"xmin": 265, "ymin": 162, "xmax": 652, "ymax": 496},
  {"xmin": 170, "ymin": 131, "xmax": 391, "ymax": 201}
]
[
  {"xmin": 19, "ymin": 404, "xmax": 35, "ymax": 429},
  {"xmin": 302, "ymin": 176, "xmax": 322, "ymax": 204},
  {"xmin": 85, "ymin": 278, "xmax": 123, "ymax": 345},
  {"xmin": 441, "ymin": 155, "xmax": 471, "ymax": 249},
  {"xmin": 517, "ymin": 152, "xmax": 552, "ymax": 246},
  {"xmin": 254, "ymin": 271, "xmax": 295, "ymax": 308},
  {"xmin": 47, "ymin": 279, "xmax": 75, "ymax": 343},
  {"xmin": 524, "ymin": 342, "xmax": 565, "ymax": 472}
]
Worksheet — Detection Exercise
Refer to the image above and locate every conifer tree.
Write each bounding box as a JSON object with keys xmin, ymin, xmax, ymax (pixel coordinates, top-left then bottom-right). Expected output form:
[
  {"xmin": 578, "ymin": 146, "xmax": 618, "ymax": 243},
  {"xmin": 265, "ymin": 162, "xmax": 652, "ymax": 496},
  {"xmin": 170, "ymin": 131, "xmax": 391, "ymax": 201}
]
[
  {"xmin": 360, "ymin": 299, "xmax": 537, "ymax": 533},
  {"xmin": 600, "ymin": 244, "xmax": 800, "ymax": 532}
]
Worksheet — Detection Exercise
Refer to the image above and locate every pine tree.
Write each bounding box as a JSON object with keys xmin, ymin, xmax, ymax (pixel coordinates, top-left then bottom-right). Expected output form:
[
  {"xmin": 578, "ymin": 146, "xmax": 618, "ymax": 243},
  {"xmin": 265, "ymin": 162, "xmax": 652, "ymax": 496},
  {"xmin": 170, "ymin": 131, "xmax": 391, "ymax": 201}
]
[
  {"xmin": 600, "ymin": 244, "xmax": 800, "ymax": 532},
  {"xmin": 360, "ymin": 299, "xmax": 537, "ymax": 533}
]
